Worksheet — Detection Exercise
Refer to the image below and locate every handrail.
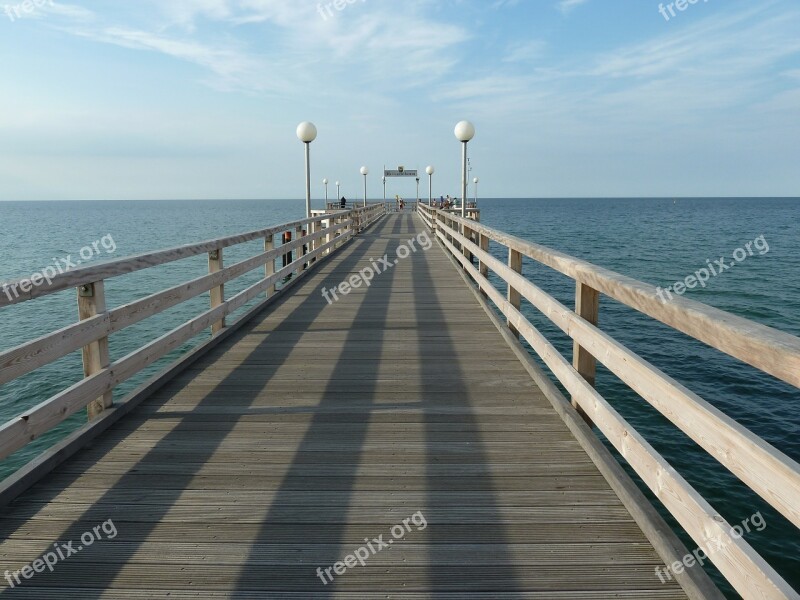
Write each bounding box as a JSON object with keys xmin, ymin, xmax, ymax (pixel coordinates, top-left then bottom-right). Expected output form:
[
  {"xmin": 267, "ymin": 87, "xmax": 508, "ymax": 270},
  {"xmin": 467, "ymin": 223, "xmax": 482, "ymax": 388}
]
[
  {"xmin": 418, "ymin": 201, "xmax": 800, "ymax": 600},
  {"xmin": 0, "ymin": 206, "xmax": 387, "ymax": 471},
  {"xmin": 0, "ymin": 214, "xmax": 336, "ymax": 307}
]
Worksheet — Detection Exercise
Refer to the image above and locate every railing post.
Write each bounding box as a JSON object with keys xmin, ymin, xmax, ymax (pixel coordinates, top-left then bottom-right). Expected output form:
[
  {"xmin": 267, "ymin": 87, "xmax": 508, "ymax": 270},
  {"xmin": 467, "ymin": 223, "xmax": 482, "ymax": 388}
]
[
  {"xmin": 295, "ymin": 225, "xmax": 304, "ymax": 276},
  {"xmin": 507, "ymin": 249, "xmax": 522, "ymax": 337},
  {"xmin": 209, "ymin": 248, "xmax": 225, "ymax": 335},
  {"xmin": 573, "ymin": 281, "xmax": 600, "ymax": 424},
  {"xmin": 478, "ymin": 233, "xmax": 489, "ymax": 296},
  {"xmin": 309, "ymin": 220, "xmax": 317, "ymax": 264},
  {"xmin": 325, "ymin": 218, "xmax": 332, "ymax": 255},
  {"xmin": 573, "ymin": 282, "xmax": 600, "ymax": 385},
  {"xmin": 78, "ymin": 281, "xmax": 113, "ymax": 420},
  {"xmin": 265, "ymin": 234, "xmax": 275, "ymax": 297},
  {"xmin": 463, "ymin": 223, "xmax": 473, "ymax": 265}
]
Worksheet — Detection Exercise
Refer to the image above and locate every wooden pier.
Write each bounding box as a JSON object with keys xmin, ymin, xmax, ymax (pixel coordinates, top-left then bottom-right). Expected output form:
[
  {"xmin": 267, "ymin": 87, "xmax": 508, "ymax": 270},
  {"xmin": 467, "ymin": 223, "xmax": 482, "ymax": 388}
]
[{"xmin": 1, "ymin": 205, "xmax": 798, "ymax": 598}]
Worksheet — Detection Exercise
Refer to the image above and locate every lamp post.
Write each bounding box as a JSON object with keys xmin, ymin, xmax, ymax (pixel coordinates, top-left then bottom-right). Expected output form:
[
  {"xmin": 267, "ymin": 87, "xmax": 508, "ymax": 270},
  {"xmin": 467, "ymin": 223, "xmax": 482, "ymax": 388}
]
[
  {"xmin": 335, "ymin": 181, "xmax": 340, "ymax": 202},
  {"xmin": 473, "ymin": 177, "xmax": 479, "ymax": 206},
  {"xmin": 454, "ymin": 121, "xmax": 475, "ymax": 219},
  {"xmin": 323, "ymin": 178, "xmax": 329, "ymax": 205},
  {"xmin": 382, "ymin": 176, "xmax": 386, "ymax": 203},
  {"xmin": 426, "ymin": 165, "xmax": 434, "ymax": 205},
  {"xmin": 416, "ymin": 176, "xmax": 420, "ymax": 204},
  {"xmin": 296, "ymin": 121, "xmax": 317, "ymax": 218},
  {"xmin": 360, "ymin": 166, "xmax": 369, "ymax": 207}
]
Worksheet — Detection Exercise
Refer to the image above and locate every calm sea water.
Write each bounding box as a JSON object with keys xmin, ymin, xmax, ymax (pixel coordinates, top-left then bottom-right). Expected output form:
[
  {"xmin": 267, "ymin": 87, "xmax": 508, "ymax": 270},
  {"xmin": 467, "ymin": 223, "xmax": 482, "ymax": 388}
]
[{"xmin": 0, "ymin": 198, "xmax": 798, "ymax": 596}]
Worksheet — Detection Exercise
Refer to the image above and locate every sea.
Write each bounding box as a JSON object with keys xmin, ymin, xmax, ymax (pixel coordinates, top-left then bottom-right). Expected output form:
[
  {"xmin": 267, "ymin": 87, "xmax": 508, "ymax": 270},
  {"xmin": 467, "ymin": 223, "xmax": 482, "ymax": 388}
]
[{"xmin": 0, "ymin": 198, "xmax": 798, "ymax": 597}]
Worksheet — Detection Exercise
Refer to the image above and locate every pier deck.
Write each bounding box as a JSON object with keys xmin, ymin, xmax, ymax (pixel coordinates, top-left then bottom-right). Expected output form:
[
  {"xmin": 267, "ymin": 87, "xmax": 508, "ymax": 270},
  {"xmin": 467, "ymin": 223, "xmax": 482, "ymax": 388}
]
[{"xmin": 0, "ymin": 213, "xmax": 690, "ymax": 598}]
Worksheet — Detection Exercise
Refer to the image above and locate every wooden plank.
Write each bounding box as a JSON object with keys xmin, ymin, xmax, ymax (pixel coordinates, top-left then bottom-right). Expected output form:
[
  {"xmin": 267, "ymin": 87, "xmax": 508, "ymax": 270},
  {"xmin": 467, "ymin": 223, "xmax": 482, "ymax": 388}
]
[
  {"xmin": 0, "ymin": 314, "xmax": 110, "ymax": 387},
  {"xmin": 0, "ymin": 563, "xmax": 688, "ymax": 592},
  {"xmin": 0, "ymin": 589, "xmax": 695, "ymax": 599}
]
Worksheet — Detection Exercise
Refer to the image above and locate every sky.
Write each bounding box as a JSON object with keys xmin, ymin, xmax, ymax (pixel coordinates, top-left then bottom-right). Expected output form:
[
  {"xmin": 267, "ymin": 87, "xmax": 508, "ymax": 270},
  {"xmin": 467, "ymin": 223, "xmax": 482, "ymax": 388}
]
[{"xmin": 1, "ymin": 0, "xmax": 799, "ymax": 200}]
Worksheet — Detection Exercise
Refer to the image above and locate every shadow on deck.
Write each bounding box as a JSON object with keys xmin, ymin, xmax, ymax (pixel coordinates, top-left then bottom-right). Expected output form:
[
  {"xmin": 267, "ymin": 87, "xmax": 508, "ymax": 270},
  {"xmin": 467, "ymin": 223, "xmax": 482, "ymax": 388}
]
[{"xmin": 0, "ymin": 213, "xmax": 688, "ymax": 598}]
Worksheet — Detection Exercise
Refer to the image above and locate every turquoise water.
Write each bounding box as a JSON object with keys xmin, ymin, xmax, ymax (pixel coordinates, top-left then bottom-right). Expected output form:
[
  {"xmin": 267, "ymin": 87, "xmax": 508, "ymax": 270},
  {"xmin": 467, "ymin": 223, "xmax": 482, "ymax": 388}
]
[{"xmin": 1, "ymin": 198, "xmax": 798, "ymax": 596}]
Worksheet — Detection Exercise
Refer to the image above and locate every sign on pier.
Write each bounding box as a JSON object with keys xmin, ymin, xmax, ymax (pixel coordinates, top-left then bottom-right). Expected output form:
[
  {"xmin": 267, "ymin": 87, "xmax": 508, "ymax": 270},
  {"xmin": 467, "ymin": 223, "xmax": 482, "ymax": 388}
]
[{"xmin": 384, "ymin": 166, "xmax": 418, "ymax": 177}]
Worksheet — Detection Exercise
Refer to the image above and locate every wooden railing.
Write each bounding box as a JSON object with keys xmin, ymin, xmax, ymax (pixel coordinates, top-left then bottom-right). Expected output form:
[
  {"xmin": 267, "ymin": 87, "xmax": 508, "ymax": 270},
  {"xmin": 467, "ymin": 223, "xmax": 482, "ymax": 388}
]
[
  {"xmin": 325, "ymin": 201, "xmax": 391, "ymax": 215},
  {"xmin": 420, "ymin": 204, "xmax": 480, "ymax": 220},
  {"xmin": 350, "ymin": 203, "xmax": 389, "ymax": 232},
  {"xmin": 0, "ymin": 206, "xmax": 387, "ymax": 475},
  {"xmin": 418, "ymin": 202, "xmax": 800, "ymax": 600}
]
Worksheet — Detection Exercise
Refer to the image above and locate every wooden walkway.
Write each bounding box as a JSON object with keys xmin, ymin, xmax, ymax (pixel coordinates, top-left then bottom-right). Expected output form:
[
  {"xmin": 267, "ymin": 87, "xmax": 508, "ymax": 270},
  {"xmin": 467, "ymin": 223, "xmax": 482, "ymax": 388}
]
[{"xmin": 0, "ymin": 213, "xmax": 688, "ymax": 598}]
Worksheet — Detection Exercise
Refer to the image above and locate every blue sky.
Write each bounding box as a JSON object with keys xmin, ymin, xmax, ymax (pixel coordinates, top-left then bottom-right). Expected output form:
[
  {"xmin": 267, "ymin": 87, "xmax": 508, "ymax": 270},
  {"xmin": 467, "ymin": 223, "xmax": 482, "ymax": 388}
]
[{"xmin": 1, "ymin": 0, "xmax": 799, "ymax": 200}]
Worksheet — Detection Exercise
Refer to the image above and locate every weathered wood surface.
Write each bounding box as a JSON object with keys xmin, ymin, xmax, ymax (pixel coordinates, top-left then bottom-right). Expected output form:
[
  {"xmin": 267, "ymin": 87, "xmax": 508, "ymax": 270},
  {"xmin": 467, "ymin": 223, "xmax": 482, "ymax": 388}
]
[
  {"xmin": 0, "ymin": 213, "xmax": 690, "ymax": 597},
  {"xmin": 437, "ymin": 218, "xmax": 798, "ymax": 599}
]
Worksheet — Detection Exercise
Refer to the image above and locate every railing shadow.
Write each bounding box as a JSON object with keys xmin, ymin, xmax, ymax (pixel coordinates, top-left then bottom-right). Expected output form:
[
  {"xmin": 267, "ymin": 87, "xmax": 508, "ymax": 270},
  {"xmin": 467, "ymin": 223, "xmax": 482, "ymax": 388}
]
[
  {"xmin": 411, "ymin": 219, "xmax": 523, "ymax": 594},
  {"xmin": 0, "ymin": 232, "xmax": 379, "ymax": 597},
  {"xmin": 230, "ymin": 217, "xmax": 400, "ymax": 596}
]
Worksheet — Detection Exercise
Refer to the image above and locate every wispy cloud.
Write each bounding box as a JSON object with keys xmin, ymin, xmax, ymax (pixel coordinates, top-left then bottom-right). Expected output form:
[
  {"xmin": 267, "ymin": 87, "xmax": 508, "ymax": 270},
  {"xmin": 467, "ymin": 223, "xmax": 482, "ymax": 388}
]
[
  {"xmin": 437, "ymin": 2, "xmax": 800, "ymax": 129},
  {"xmin": 46, "ymin": 0, "xmax": 468, "ymax": 95},
  {"xmin": 557, "ymin": 0, "xmax": 589, "ymax": 15},
  {"xmin": 503, "ymin": 40, "xmax": 547, "ymax": 63},
  {"xmin": 2, "ymin": 0, "xmax": 799, "ymax": 200}
]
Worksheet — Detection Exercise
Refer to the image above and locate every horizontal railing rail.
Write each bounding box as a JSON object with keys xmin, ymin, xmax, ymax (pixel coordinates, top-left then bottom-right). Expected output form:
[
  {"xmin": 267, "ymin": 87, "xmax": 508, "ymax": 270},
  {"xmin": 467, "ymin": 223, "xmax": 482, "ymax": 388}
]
[
  {"xmin": 0, "ymin": 205, "xmax": 387, "ymax": 471},
  {"xmin": 417, "ymin": 201, "xmax": 800, "ymax": 600}
]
